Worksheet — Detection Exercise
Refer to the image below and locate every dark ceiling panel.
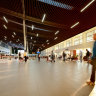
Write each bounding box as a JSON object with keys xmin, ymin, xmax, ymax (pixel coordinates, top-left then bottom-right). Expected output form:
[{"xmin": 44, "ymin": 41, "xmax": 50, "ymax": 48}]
[{"xmin": 0, "ymin": 0, "xmax": 96, "ymax": 52}]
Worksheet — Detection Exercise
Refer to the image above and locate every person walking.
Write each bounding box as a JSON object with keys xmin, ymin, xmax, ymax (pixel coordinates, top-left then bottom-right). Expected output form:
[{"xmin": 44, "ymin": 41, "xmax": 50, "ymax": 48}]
[
  {"xmin": 24, "ymin": 50, "xmax": 27, "ymax": 62},
  {"xmin": 87, "ymin": 34, "xmax": 96, "ymax": 86},
  {"xmin": 38, "ymin": 54, "xmax": 40, "ymax": 62},
  {"xmin": 79, "ymin": 50, "xmax": 83, "ymax": 62},
  {"xmin": 18, "ymin": 52, "xmax": 21, "ymax": 62},
  {"xmin": 51, "ymin": 51, "xmax": 55, "ymax": 62},
  {"xmin": 62, "ymin": 51, "xmax": 66, "ymax": 61},
  {"xmin": 86, "ymin": 49, "xmax": 90, "ymax": 63}
]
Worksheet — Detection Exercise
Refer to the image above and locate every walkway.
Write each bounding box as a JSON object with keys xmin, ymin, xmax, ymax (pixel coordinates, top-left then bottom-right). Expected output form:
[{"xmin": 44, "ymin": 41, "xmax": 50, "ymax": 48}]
[{"xmin": 0, "ymin": 59, "xmax": 95, "ymax": 96}]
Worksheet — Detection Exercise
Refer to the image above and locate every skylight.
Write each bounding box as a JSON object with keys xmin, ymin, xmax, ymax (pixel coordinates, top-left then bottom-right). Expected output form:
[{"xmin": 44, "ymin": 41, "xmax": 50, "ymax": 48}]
[{"xmin": 38, "ymin": 0, "xmax": 73, "ymax": 10}]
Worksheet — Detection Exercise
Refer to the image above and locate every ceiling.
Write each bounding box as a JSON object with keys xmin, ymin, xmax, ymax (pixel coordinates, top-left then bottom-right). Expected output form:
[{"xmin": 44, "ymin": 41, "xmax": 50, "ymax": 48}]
[{"xmin": 0, "ymin": 0, "xmax": 96, "ymax": 52}]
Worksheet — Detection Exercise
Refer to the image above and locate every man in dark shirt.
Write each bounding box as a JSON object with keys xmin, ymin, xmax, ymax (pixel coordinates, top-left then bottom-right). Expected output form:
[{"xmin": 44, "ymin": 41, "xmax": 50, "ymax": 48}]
[
  {"xmin": 87, "ymin": 33, "xmax": 96, "ymax": 86},
  {"xmin": 62, "ymin": 51, "xmax": 66, "ymax": 61},
  {"xmin": 86, "ymin": 49, "xmax": 90, "ymax": 61},
  {"xmin": 51, "ymin": 51, "xmax": 55, "ymax": 62}
]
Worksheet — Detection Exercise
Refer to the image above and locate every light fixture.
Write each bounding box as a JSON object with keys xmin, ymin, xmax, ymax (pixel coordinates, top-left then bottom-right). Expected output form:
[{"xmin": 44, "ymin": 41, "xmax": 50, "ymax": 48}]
[
  {"xmin": 42, "ymin": 44, "xmax": 44, "ymax": 46},
  {"xmin": 13, "ymin": 32, "xmax": 16, "ymax": 35},
  {"xmin": 3, "ymin": 16, "xmax": 8, "ymax": 23},
  {"xmin": 12, "ymin": 35, "xmax": 14, "ymax": 38},
  {"xmin": 54, "ymin": 37, "xmax": 58, "ymax": 40},
  {"xmin": 42, "ymin": 14, "xmax": 46, "ymax": 22},
  {"xmin": 46, "ymin": 40, "xmax": 49, "ymax": 42},
  {"xmin": 3, "ymin": 25, "xmax": 7, "ymax": 29},
  {"xmin": 16, "ymin": 40, "xmax": 18, "ymax": 42},
  {"xmin": 34, "ymin": 41, "xmax": 36, "ymax": 43},
  {"xmin": 80, "ymin": 0, "xmax": 95, "ymax": 12},
  {"xmin": 31, "ymin": 37, "xmax": 32, "ymax": 39},
  {"xmin": 47, "ymin": 43, "xmax": 50, "ymax": 45},
  {"xmin": 10, "ymin": 41, "xmax": 12, "ymax": 43},
  {"xmin": 55, "ymin": 30, "xmax": 59, "ymax": 35},
  {"xmin": 70, "ymin": 22, "xmax": 79, "ymax": 29},
  {"xmin": 18, "ymin": 39, "xmax": 20, "ymax": 41},
  {"xmin": 32, "ymin": 25, "xmax": 34, "ymax": 30},
  {"xmin": 36, "ymin": 33, "xmax": 39, "ymax": 37},
  {"xmin": 4, "ymin": 36, "xmax": 7, "ymax": 38}
]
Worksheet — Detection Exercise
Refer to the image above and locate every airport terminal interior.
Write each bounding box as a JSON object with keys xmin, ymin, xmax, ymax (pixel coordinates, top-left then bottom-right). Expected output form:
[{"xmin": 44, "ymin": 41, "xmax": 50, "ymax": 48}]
[{"xmin": 0, "ymin": 0, "xmax": 96, "ymax": 96}]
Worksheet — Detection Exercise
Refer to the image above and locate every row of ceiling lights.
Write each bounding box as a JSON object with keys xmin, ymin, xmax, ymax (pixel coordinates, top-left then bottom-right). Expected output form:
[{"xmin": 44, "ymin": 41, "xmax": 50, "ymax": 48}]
[
  {"xmin": 41, "ymin": 0, "xmax": 95, "ymax": 50},
  {"xmin": 3, "ymin": 0, "xmax": 95, "ymax": 50},
  {"xmin": 3, "ymin": 16, "xmax": 22, "ymax": 46},
  {"xmin": 31, "ymin": 14, "xmax": 47, "ymax": 50},
  {"xmin": 70, "ymin": 0, "xmax": 95, "ymax": 29}
]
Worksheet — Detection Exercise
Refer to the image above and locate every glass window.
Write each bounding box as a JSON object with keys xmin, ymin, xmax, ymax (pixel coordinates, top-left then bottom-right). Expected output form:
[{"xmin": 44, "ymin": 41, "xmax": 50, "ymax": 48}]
[
  {"xmin": 66, "ymin": 40, "xmax": 71, "ymax": 47},
  {"xmin": 94, "ymin": 30, "xmax": 96, "ymax": 33},
  {"xmin": 86, "ymin": 31, "xmax": 94, "ymax": 42},
  {"xmin": 74, "ymin": 35, "xmax": 82, "ymax": 45}
]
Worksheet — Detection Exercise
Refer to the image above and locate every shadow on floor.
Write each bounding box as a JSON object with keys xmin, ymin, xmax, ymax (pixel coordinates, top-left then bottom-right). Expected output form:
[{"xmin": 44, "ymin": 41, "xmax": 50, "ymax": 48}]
[{"xmin": 72, "ymin": 84, "xmax": 94, "ymax": 96}]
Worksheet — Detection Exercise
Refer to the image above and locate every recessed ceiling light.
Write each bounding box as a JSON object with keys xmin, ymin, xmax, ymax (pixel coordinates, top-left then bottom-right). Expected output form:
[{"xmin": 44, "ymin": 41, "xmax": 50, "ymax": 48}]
[
  {"xmin": 55, "ymin": 30, "xmax": 59, "ymax": 35},
  {"xmin": 46, "ymin": 40, "xmax": 49, "ymax": 42},
  {"xmin": 3, "ymin": 16, "xmax": 8, "ymax": 23},
  {"xmin": 3, "ymin": 25, "xmax": 7, "ymax": 29},
  {"xmin": 42, "ymin": 14, "xmax": 46, "ymax": 22},
  {"xmin": 70, "ymin": 22, "xmax": 79, "ymax": 29},
  {"xmin": 47, "ymin": 43, "xmax": 50, "ymax": 45},
  {"xmin": 4, "ymin": 36, "xmax": 7, "ymax": 38},
  {"xmin": 36, "ymin": 33, "xmax": 39, "ymax": 37},
  {"xmin": 18, "ymin": 39, "xmax": 20, "ymax": 41},
  {"xmin": 12, "ymin": 35, "xmax": 14, "ymax": 38},
  {"xmin": 34, "ymin": 41, "xmax": 36, "ymax": 43},
  {"xmin": 54, "ymin": 37, "xmax": 58, "ymax": 40},
  {"xmin": 10, "ymin": 41, "xmax": 12, "ymax": 43},
  {"xmin": 80, "ymin": 0, "xmax": 95, "ymax": 12},
  {"xmin": 13, "ymin": 32, "xmax": 16, "ymax": 35},
  {"xmin": 32, "ymin": 25, "xmax": 34, "ymax": 30},
  {"xmin": 42, "ymin": 44, "xmax": 44, "ymax": 46},
  {"xmin": 4, "ymin": 38, "xmax": 7, "ymax": 40}
]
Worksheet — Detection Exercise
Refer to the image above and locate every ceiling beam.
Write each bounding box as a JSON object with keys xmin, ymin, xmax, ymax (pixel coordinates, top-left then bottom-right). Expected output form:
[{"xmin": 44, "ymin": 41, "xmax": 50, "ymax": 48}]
[
  {"xmin": 0, "ymin": 7, "xmax": 68, "ymax": 29},
  {"xmin": 7, "ymin": 26, "xmax": 53, "ymax": 39}
]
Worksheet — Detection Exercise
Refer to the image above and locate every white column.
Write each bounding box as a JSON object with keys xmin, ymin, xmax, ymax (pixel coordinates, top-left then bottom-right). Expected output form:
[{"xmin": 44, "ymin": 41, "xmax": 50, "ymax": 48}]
[
  {"xmin": 23, "ymin": 20, "xmax": 27, "ymax": 51},
  {"xmin": 22, "ymin": 0, "xmax": 27, "ymax": 51}
]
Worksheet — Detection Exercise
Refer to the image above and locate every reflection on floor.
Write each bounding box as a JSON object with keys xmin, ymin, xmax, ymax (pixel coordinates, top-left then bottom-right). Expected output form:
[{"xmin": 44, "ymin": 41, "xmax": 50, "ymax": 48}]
[
  {"xmin": 89, "ymin": 82, "xmax": 96, "ymax": 96},
  {"xmin": 0, "ymin": 59, "xmax": 95, "ymax": 96}
]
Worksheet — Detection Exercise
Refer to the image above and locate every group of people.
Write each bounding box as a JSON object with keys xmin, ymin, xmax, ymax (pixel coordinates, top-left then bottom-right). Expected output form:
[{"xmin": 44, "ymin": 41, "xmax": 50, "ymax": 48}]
[
  {"xmin": 48, "ymin": 51, "xmax": 55, "ymax": 62},
  {"xmin": 62, "ymin": 49, "xmax": 91, "ymax": 63},
  {"xmin": 18, "ymin": 50, "xmax": 28, "ymax": 62},
  {"xmin": 48, "ymin": 34, "xmax": 96, "ymax": 86}
]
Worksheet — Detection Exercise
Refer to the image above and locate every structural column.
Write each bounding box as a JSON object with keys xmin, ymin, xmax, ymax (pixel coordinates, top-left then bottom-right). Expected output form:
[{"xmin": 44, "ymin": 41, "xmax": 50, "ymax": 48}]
[
  {"xmin": 23, "ymin": 19, "xmax": 27, "ymax": 51},
  {"xmin": 22, "ymin": 0, "xmax": 27, "ymax": 51}
]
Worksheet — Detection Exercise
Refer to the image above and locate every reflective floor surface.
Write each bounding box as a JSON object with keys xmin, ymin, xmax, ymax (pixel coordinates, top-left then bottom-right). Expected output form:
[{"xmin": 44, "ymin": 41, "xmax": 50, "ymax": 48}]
[{"xmin": 0, "ymin": 59, "xmax": 95, "ymax": 96}]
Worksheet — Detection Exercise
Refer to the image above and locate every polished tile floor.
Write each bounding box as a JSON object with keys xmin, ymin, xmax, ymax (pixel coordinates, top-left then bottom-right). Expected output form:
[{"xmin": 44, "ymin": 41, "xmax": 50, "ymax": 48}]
[{"xmin": 0, "ymin": 59, "xmax": 95, "ymax": 96}]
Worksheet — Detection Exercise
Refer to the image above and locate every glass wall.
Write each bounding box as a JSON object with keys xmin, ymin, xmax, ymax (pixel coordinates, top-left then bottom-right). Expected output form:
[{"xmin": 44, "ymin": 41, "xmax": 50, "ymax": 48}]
[
  {"xmin": 74, "ymin": 35, "xmax": 82, "ymax": 45},
  {"xmin": 66, "ymin": 40, "xmax": 71, "ymax": 47},
  {"xmin": 86, "ymin": 30, "xmax": 96, "ymax": 42},
  {"xmin": 44, "ymin": 27, "xmax": 96, "ymax": 56}
]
